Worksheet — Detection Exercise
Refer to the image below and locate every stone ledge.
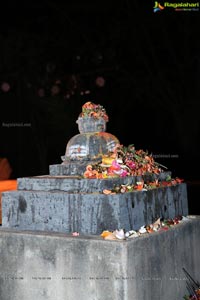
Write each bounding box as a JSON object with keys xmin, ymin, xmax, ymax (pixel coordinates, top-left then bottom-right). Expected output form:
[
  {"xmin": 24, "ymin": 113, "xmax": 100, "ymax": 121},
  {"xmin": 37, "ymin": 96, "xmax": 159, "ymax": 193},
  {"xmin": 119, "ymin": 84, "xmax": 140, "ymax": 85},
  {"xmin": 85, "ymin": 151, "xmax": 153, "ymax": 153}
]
[
  {"xmin": 49, "ymin": 162, "xmax": 172, "ymax": 179},
  {"xmin": 17, "ymin": 172, "xmax": 172, "ymax": 193}
]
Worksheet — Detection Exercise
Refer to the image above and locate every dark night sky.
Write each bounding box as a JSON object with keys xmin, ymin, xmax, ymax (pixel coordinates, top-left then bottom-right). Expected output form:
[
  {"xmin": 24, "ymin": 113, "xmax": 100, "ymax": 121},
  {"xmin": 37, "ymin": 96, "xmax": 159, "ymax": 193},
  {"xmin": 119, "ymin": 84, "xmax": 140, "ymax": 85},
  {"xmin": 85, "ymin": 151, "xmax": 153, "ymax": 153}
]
[{"xmin": 0, "ymin": 1, "xmax": 200, "ymax": 184}]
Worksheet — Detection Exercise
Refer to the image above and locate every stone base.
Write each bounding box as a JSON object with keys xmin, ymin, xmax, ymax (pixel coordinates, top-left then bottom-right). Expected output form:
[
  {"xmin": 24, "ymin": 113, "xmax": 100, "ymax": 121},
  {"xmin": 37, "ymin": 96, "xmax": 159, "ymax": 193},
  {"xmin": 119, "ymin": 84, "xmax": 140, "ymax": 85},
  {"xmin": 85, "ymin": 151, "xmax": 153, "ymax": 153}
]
[
  {"xmin": 0, "ymin": 216, "xmax": 199, "ymax": 300},
  {"xmin": 2, "ymin": 183, "xmax": 188, "ymax": 234},
  {"xmin": 17, "ymin": 171, "xmax": 172, "ymax": 193},
  {"xmin": 49, "ymin": 161, "xmax": 99, "ymax": 176},
  {"xmin": 50, "ymin": 162, "xmax": 172, "ymax": 178}
]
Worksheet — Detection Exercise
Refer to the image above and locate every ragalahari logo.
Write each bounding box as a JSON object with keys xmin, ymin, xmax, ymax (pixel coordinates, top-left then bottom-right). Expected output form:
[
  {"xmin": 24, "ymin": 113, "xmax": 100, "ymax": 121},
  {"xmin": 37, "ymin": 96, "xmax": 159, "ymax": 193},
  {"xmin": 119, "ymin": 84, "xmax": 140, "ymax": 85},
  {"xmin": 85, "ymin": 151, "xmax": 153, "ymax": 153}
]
[
  {"xmin": 153, "ymin": 1, "xmax": 165, "ymax": 12},
  {"xmin": 153, "ymin": 1, "xmax": 199, "ymax": 12}
]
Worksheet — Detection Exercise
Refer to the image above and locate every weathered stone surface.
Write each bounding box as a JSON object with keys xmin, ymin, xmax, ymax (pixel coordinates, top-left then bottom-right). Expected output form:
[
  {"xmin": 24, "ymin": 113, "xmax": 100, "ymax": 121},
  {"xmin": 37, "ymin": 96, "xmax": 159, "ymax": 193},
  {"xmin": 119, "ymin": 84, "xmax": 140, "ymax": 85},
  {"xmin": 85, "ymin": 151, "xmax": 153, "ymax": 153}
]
[
  {"xmin": 64, "ymin": 132, "xmax": 119, "ymax": 160},
  {"xmin": 17, "ymin": 175, "xmax": 136, "ymax": 193},
  {"xmin": 50, "ymin": 161, "xmax": 96, "ymax": 176},
  {"xmin": 17, "ymin": 172, "xmax": 172, "ymax": 193},
  {"xmin": 2, "ymin": 183, "xmax": 188, "ymax": 234},
  {"xmin": 50, "ymin": 162, "xmax": 172, "ymax": 179},
  {"xmin": 0, "ymin": 216, "xmax": 199, "ymax": 300}
]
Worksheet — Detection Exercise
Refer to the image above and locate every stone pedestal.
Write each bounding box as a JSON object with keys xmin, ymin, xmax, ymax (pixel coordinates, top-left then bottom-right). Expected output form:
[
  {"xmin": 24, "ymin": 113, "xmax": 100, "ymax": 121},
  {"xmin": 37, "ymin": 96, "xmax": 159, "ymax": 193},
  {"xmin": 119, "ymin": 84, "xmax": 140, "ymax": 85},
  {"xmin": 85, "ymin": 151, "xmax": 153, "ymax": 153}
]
[
  {"xmin": 2, "ymin": 174, "xmax": 188, "ymax": 234},
  {"xmin": 0, "ymin": 101, "xmax": 194, "ymax": 300},
  {"xmin": 0, "ymin": 216, "xmax": 199, "ymax": 300}
]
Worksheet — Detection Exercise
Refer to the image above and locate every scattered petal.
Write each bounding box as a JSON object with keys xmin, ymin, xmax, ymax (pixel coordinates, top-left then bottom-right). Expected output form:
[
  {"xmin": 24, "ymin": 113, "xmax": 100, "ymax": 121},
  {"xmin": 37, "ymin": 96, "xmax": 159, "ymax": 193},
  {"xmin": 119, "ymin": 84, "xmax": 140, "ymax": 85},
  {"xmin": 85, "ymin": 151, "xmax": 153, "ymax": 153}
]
[
  {"xmin": 103, "ymin": 189, "xmax": 112, "ymax": 195},
  {"xmin": 104, "ymin": 233, "xmax": 117, "ymax": 240},
  {"xmin": 125, "ymin": 230, "xmax": 139, "ymax": 238},
  {"xmin": 72, "ymin": 232, "xmax": 79, "ymax": 236},
  {"xmin": 100, "ymin": 215, "xmax": 185, "ymax": 241},
  {"xmin": 114, "ymin": 229, "xmax": 125, "ymax": 240},
  {"xmin": 139, "ymin": 226, "xmax": 147, "ymax": 234},
  {"xmin": 101, "ymin": 230, "xmax": 113, "ymax": 238}
]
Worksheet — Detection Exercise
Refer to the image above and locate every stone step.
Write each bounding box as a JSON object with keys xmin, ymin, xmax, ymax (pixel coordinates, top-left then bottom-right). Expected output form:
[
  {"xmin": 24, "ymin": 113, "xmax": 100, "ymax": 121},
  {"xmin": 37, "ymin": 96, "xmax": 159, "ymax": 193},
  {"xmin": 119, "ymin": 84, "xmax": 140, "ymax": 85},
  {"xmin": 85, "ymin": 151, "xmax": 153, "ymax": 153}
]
[
  {"xmin": 49, "ymin": 162, "xmax": 172, "ymax": 179},
  {"xmin": 19, "ymin": 172, "xmax": 172, "ymax": 193},
  {"xmin": 2, "ymin": 183, "xmax": 188, "ymax": 234}
]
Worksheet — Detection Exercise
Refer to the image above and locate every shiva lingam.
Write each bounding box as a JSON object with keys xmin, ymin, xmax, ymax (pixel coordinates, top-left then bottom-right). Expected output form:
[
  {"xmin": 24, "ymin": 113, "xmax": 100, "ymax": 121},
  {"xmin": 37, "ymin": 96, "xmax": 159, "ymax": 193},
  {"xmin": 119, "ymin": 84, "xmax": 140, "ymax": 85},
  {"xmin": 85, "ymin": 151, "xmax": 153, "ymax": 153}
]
[{"xmin": 61, "ymin": 101, "xmax": 119, "ymax": 165}]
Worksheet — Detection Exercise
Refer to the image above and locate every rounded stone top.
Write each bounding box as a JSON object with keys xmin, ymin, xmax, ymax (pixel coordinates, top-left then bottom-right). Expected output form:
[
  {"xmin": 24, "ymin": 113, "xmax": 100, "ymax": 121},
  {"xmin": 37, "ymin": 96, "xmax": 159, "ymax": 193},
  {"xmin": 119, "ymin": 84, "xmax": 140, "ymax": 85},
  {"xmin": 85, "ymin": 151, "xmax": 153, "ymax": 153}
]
[{"xmin": 64, "ymin": 132, "xmax": 120, "ymax": 160}]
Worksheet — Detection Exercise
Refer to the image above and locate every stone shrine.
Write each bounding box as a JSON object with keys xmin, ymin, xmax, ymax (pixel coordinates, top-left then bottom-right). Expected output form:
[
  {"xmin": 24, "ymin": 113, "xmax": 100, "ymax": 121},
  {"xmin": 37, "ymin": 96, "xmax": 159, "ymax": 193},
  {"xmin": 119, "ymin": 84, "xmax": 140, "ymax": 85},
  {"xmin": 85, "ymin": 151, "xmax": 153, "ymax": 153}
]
[
  {"xmin": 0, "ymin": 102, "xmax": 199, "ymax": 300},
  {"xmin": 2, "ymin": 102, "xmax": 188, "ymax": 234}
]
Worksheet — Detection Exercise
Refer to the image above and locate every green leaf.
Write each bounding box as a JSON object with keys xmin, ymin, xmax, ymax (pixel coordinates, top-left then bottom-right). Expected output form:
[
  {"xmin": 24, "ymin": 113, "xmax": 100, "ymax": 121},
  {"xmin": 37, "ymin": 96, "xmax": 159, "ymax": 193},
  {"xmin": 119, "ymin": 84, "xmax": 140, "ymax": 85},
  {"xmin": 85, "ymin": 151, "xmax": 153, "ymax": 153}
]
[{"xmin": 166, "ymin": 175, "xmax": 172, "ymax": 181}]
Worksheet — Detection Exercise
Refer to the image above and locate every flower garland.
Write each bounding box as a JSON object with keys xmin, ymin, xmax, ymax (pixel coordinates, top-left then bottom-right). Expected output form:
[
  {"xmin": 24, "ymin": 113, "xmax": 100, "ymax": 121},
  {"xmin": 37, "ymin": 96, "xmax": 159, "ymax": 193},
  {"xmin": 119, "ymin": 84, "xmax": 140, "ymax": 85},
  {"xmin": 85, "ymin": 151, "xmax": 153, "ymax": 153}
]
[
  {"xmin": 79, "ymin": 101, "xmax": 109, "ymax": 122},
  {"xmin": 84, "ymin": 144, "xmax": 167, "ymax": 179}
]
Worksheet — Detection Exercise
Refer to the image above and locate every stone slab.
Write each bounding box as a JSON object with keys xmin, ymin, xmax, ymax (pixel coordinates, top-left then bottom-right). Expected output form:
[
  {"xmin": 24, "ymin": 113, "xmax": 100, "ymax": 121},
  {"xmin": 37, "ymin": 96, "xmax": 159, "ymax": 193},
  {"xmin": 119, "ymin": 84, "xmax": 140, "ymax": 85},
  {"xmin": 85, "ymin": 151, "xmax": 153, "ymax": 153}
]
[
  {"xmin": 50, "ymin": 161, "xmax": 97, "ymax": 176},
  {"xmin": 49, "ymin": 163, "xmax": 172, "ymax": 179},
  {"xmin": 17, "ymin": 171, "xmax": 172, "ymax": 193},
  {"xmin": 2, "ymin": 183, "xmax": 188, "ymax": 234},
  {"xmin": 0, "ymin": 216, "xmax": 199, "ymax": 300}
]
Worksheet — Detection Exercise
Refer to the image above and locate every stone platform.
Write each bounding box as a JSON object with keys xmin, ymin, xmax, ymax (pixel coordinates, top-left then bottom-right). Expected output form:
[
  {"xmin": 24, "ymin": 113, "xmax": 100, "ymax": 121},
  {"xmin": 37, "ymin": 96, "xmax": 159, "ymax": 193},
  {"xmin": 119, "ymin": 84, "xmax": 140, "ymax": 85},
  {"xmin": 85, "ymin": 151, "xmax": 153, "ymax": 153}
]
[
  {"xmin": 0, "ymin": 216, "xmax": 199, "ymax": 300},
  {"xmin": 50, "ymin": 162, "xmax": 172, "ymax": 178},
  {"xmin": 17, "ymin": 172, "xmax": 172, "ymax": 192},
  {"xmin": 2, "ymin": 177, "xmax": 188, "ymax": 234},
  {"xmin": 0, "ymin": 102, "xmax": 194, "ymax": 300}
]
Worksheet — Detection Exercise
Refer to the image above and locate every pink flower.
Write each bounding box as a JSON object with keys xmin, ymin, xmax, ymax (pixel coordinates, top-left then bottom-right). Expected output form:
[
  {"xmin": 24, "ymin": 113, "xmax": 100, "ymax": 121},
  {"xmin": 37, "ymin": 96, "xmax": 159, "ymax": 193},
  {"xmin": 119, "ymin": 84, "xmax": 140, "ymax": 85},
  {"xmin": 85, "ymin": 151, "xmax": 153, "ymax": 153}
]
[
  {"xmin": 126, "ymin": 160, "xmax": 136, "ymax": 169},
  {"xmin": 120, "ymin": 170, "xmax": 128, "ymax": 177},
  {"xmin": 72, "ymin": 232, "xmax": 79, "ymax": 236},
  {"xmin": 112, "ymin": 160, "xmax": 121, "ymax": 170}
]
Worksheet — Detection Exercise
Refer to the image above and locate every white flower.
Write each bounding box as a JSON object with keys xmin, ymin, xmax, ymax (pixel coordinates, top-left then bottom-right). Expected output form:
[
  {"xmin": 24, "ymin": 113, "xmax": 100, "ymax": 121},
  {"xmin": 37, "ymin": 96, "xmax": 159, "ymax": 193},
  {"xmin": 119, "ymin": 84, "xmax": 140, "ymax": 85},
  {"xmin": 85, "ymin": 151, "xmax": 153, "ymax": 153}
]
[{"xmin": 139, "ymin": 226, "xmax": 147, "ymax": 234}]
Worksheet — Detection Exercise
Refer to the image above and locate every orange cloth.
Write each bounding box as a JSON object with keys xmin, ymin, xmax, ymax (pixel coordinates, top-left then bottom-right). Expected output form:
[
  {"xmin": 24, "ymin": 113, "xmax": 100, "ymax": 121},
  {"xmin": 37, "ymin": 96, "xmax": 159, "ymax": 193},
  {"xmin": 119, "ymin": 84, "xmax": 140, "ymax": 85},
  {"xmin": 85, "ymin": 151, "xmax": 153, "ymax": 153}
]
[
  {"xmin": 0, "ymin": 180, "xmax": 17, "ymax": 224},
  {"xmin": 0, "ymin": 158, "xmax": 12, "ymax": 180}
]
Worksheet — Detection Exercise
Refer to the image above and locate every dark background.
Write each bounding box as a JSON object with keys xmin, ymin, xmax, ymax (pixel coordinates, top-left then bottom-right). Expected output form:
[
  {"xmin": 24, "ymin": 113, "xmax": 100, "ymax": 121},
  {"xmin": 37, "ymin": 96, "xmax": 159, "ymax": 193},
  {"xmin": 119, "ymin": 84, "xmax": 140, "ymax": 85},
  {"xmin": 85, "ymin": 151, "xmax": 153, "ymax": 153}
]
[{"xmin": 0, "ymin": 1, "xmax": 199, "ymax": 212}]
